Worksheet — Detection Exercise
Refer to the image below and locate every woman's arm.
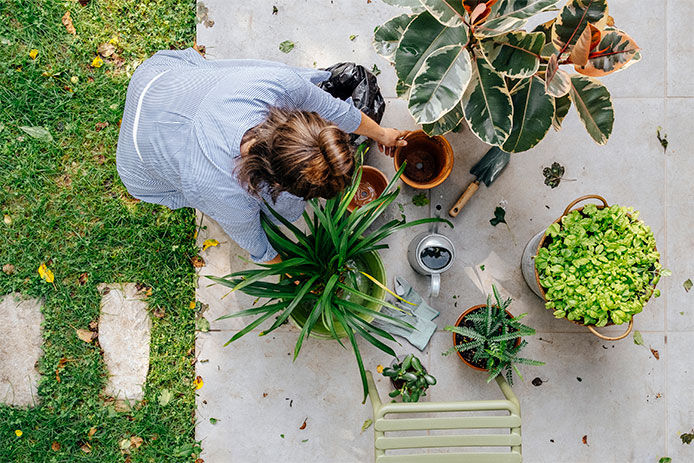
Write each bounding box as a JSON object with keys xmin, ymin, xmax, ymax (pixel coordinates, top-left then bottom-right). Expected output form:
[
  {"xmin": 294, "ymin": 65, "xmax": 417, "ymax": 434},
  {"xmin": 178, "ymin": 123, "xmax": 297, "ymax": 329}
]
[{"xmin": 353, "ymin": 111, "xmax": 409, "ymax": 157}]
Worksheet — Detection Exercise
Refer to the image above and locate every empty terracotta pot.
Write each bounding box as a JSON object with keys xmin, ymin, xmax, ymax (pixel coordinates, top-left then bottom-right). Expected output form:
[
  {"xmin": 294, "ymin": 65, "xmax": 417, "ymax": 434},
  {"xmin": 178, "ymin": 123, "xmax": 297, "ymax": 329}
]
[
  {"xmin": 394, "ymin": 130, "xmax": 454, "ymax": 189},
  {"xmin": 347, "ymin": 165, "xmax": 388, "ymax": 212}
]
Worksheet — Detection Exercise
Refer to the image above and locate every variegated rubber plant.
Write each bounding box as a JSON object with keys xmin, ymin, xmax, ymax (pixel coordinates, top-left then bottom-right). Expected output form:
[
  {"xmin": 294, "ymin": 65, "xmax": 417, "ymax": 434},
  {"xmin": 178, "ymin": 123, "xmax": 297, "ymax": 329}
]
[{"xmin": 374, "ymin": 0, "xmax": 640, "ymax": 152}]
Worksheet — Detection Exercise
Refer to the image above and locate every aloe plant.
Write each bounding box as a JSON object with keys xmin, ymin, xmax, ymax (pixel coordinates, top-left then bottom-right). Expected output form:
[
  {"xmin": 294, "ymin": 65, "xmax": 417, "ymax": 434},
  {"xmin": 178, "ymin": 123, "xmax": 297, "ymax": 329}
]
[
  {"xmin": 209, "ymin": 145, "xmax": 449, "ymax": 401},
  {"xmin": 374, "ymin": 0, "xmax": 640, "ymax": 151}
]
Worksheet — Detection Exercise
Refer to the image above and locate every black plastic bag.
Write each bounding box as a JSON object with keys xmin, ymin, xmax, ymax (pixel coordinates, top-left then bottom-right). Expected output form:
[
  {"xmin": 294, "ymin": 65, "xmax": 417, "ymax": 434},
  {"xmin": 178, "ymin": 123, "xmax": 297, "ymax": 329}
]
[{"xmin": 318, "ymin": 62, "xmax": 386, "ymax": 146}]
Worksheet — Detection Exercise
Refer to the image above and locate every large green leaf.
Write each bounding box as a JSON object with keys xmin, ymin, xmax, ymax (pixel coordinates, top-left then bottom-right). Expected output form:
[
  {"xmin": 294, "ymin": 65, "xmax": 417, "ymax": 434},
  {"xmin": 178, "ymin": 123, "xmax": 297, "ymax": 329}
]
[
  {"xmin": 568, "ymin": 74, "xmax": 613, "ymax": 144},
  {"xmin": 544, "ymin": 54, "xmax": 571, "ymax": 97},
  {"xmin": 476, "ymin": 0, "xmax": 562, "ymax": 38},
  {"xmin": 462, "ymin": 56, "xmax": 513, "ymax": 145},
  {"xmin": 373, "ymin": 13, "xmax": 415, "ymax": 62},
  {"xmin": 551, "ymin": 0, "xmax": 607, "ymax": 54},
  {"xmin": 395, "ymin": 11, "xmax": 468, "ymax": 85},
  {"xmin": 480, "ymin": 31, "xmax": 545, "ymax": 78},
  {"xmin": 574, "ymin": 28, "xmax": 640, "ymax": 77},
  {"xmin": 409, "ymin": 44, "xmax": 472, "ymax": 124},
  {"xmin": 552, "ymin": 94, "xmax": 571, "ymax": 131},
  {"xmin": 420, "ymin": 0, "xmax": 467, "ymax": 27},
  {"xmin": 422, "ymin": 101, "xmax": 464, "ymax": 135},
  {"xmin": 502, "ymin": 76, "xmax": 554, "ymax": 152}
]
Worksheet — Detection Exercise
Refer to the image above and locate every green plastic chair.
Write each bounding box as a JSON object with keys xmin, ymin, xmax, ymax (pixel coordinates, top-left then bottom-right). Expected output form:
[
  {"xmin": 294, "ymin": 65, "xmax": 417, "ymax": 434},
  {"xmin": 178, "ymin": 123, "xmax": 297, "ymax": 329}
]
[{"xmin": 366, "ymin": 371, "xmax": 522, "ymax": 463}]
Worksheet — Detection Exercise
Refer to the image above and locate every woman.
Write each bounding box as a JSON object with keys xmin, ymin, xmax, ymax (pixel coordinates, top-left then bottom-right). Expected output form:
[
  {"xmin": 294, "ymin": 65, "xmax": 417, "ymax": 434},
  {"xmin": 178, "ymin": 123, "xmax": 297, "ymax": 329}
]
[{"xmin": 116, "ymin": 48, "xmax": 408, "ymax": 263}]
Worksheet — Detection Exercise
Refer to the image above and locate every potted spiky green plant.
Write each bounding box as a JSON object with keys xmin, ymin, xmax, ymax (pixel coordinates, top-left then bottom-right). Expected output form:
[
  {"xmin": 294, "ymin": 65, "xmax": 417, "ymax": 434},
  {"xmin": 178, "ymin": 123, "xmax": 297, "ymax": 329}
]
[
  {"xmin": 209, "ymin": 145, "xmax": 449, "ymax": 401},
  {"xmin": 373, "ymin": 0, "xmax": 640, "ymax": 151},
  {"xmin": 445, "ymin": 285, "xmax": 543, "ymax": 384}
]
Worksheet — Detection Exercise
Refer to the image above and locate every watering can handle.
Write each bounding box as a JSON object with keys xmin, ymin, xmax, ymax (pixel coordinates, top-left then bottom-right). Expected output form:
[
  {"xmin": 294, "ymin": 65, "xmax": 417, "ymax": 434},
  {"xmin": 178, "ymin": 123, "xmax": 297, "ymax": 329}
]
[
  {"xmin": 449, "ymin": 181, "xmax": 480, "ymax": 217},
  {"xmin": 429, "ymin": 273, "xmax": 440, "ymax": 298}
]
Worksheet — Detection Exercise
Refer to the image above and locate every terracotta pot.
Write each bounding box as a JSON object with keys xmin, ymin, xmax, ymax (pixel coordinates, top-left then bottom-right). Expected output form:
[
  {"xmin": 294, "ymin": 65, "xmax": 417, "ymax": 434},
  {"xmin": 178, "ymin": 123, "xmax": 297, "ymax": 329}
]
[
  {"xmin": 347, "ymin": 165, "xmax": 388, "ymax": 212},
  {"xmin": 524, "ymin": 194, "xmax": 656, "ymax": 341},
  {"xmin": 452, "ymin": 305, "xmax": 520, "ymax": 372},
  {"xmin": 394, "ymin": 130, "xmax": 454, "ymax": 189}
]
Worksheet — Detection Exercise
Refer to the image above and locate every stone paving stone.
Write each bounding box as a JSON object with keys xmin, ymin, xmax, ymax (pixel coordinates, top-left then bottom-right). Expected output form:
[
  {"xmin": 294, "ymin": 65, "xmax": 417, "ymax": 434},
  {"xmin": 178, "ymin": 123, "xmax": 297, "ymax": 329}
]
[
  {"xmin": 98, "ymin": 283, "xmax": 151, "ymax": 404},
  {"xmin": 667, "ymin": 0, "xmax": 694, "ymax": 96},
  {"xmin": 0, "ymin": 293, "xmax": 43, "ymax": 407},
  {"xmin": 666, "ymin": 332, "xmax": 694, "ymax": 461}
]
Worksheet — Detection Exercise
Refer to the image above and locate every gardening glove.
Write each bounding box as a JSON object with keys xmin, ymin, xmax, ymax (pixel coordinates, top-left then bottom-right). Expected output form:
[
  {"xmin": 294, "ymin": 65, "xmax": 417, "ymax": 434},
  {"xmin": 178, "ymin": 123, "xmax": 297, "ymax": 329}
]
[
  {"xmin": 394, "ymin": 276, "xmax": 440, "ymax": 321},
  {"xmin": 371, "ymin": 305, "xmax": 437, "ymax": 351}
]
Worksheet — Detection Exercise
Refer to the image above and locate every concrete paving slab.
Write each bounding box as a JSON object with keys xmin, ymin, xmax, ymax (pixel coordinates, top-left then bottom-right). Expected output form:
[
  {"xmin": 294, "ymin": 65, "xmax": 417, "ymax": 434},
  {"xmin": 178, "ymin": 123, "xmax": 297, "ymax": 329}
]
[
  {"xmin": 98, "ymin": 283, "xmax": 151, "ymax": 404},
  {"xmin": 0, "ymin": 293, "xmax": 43, "ymax": 408},
  {"xmin": 667, "ymin": 0, "xmax": 694, "ymax": 96},
  {"xmin": 666, "ymin": 332, "xmax": 694, "ymax": 461}
]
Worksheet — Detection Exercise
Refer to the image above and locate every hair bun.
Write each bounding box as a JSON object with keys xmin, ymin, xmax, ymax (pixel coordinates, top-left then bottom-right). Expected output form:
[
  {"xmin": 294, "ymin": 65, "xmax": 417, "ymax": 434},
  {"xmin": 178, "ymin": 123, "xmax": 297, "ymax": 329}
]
[{"xmin": 317, "ymin": 126, "xmax": 352, "ymax": 177}]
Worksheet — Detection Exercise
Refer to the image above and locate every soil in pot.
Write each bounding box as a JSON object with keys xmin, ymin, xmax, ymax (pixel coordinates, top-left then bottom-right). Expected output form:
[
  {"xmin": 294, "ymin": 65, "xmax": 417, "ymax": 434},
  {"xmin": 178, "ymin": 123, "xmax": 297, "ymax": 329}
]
[
  {"xmin": 394, "ymin": 131, "xmax": 453, "ymax": 188},
  {"xmin": 454, "ymin": 307, "xmax": 520, "ymax": 369},
  {"xmin": 348, "ymin": 166, "xmax": 388, "ymax": 212}
]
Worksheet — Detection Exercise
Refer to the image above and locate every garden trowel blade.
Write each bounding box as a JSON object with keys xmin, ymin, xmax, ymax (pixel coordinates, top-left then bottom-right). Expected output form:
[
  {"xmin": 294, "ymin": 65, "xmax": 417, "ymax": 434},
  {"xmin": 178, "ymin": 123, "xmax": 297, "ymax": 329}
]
[{"xmin": 469, "ymin": 147, "xmax": 511, "ymax": 187}]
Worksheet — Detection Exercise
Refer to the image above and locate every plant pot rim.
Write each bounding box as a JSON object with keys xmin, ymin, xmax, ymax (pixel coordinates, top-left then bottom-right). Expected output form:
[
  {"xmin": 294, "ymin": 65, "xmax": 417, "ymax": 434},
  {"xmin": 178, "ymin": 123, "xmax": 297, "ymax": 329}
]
[
  {"xmin": 452, "ymin": 304, "xmax": 520, "ymax": 372},
  {"xmin": 532, "ymin": 195, "xmax": 657, "ymax": 332},
  {"xmin": 347, "ymin": 165, "xmax": 389, "ymax": 213},
  {"xmin": 393, "ymin": 130, "xmax": 454, "ymax": 189}
]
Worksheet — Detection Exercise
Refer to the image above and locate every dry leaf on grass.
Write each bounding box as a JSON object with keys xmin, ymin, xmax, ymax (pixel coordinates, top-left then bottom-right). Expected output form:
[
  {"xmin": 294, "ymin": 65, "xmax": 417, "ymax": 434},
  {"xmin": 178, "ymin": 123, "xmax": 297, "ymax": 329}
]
[
  {"xmin": 130, "ymin": 436, "xmax": 144, "ymax": 449},
  {"xmin": 88, "ymin": 427, "xmax": 97, "ymax": 438},
  {"xmin": 3, "ymin": 214, "xmax": 11, "ymax": 225},
  {"xmin": 191, "ymin": 256, "xmax": 205, "ymax": 268},
  {"xmin": 153, "ymin": 307, "xmax": 166, "ymax": 318},
  {"xmin": 78, "ymin": 272, "xmax": 89, "ymax": 285},
  {"xmin": 3, "ymin": 263, "xmax": 15, "ymax": 275},
  {"xmin": 80, "ymin": 442, "xmax": 92, "ymax": 453},
  {"xmin": 97, "ymin": 42, "xmax": 115, "ymax": 57},
  {"xmin": 62, "ymin": 11, "xmax": 76, "ymax": 34},
  {"xmin": 51, "ymin": 441, "xmax": 61, "ymax": 451},
  {"xmin": 76, "ymin": 328, "xmax": 96, "ymax": 343},
  {"xmin": 55, "ymin": 357, "xmax": 69, "ymax": 382},
  {"xmin": 95, "ymin": 121, "xmax": 109, "ymax": 131}
]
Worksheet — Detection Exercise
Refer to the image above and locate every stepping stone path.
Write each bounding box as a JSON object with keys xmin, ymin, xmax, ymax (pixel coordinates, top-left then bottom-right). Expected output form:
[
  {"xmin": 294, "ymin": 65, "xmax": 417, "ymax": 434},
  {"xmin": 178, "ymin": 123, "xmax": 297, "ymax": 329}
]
[
  {"xmin": 0, "ymin": 293, "xmax": 43, "ymax": 407},
  {"xmin": 98, "ymin": 283, "xmax": 151, "ymax": 405}
]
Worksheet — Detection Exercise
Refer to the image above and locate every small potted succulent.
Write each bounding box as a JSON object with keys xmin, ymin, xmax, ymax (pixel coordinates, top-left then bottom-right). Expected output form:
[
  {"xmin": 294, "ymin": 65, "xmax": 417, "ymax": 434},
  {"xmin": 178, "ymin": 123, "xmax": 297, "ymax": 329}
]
[
  {"xmin": 445, "ymin": 285, "xmax": 543, "ymax": 385},
  {"xmin": 522, "ymin": 195, "xmax": 666, "ymax": 341},
  {"xmin": 380, "ymin": 353, "xmax": 437, "ymax": 402}
]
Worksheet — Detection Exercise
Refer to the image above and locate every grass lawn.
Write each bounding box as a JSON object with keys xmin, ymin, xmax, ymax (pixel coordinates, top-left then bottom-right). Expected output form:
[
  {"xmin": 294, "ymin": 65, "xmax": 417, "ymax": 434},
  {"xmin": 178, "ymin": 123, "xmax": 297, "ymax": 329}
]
[{"xmin": 0, "ymin": 0, "xmax": 202, "ymax": 461}]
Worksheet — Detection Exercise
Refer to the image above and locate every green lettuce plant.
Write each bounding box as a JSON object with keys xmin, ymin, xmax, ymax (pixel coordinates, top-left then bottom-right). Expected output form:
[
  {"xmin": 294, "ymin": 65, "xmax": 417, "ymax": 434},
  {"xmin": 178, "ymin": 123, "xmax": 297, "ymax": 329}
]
[
  {"xmin": 373, "ymin": 0, "xmax": 640, "ymax": 151},
  {"xmin": 445, "ymin": 285, "xmax": 543, "ymax": 385},
  {"xmin": 381, "ymin": 353, "xmax": 437, "ymax": 402},
  {"xmin": 209, "ymin": 145, "xmax": 449, "ymax": 401},
  {"xmin": 535, "ymin": 204, "xmax": 665, "ymax": 326}
]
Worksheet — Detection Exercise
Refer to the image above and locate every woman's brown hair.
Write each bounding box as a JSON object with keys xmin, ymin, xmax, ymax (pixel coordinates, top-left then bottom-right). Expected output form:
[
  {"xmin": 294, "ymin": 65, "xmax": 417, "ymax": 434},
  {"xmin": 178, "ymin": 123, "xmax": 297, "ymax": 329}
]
[{"xmin": 236, "ymin": 107, "xmax": 354, "ymax": 201}]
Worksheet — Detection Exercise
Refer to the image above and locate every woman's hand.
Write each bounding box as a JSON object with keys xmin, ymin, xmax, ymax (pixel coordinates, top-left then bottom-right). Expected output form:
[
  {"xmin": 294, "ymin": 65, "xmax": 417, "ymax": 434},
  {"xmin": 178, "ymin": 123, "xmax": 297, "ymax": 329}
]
[{"xmin": 376, "ymin": 127, "xmax": 409, "ymax": 158}]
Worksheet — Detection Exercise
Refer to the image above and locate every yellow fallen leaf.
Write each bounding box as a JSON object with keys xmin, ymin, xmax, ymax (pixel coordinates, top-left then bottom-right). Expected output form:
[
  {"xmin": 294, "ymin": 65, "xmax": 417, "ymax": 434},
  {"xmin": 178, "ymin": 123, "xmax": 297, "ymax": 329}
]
[
  {"xmin": 38, "ymin": 263, "xmax": 54, "ymax": 283},
  {"xmin": 189, "ymin": 301, "xmax": 196, "ymax": 310},
  {"xmin": 202, "ymin": 238, "xmax": 219, "ymax": 251},
  {"xmin": 130, "ymin": 436, "xmax": 144, "ymax": 448},
  {"xmin": 87, "ymin": 427, "xmax": 97, "ymax": 438},
  {"xmin": 377, "ymin": 364, "xmax": 384, "ymax": 374},
  {"xmin": 91, "ymin": 56, "xmax": 103, "ymax": 68},
  {"xmin": 15, "ymin": 429, "xmax": 23, "ymax": 437},
  {"xmin": 193, "ymin": 376, "xmax": 204, "ymax": 389},
  {"xmin": 29, "ymin": 49, "xmax": 38, "ymax": 59},
  {"xmin": 76, "ymin": 328, "xmax": 95, "ymax": 343}
]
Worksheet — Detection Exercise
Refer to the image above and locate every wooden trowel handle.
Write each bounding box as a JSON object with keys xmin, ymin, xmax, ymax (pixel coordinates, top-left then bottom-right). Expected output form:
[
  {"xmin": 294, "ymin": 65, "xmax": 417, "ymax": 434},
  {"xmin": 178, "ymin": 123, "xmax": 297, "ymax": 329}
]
[{"xmin": 449, "ymin": 180, "xmax": 480, "ymax": 217}]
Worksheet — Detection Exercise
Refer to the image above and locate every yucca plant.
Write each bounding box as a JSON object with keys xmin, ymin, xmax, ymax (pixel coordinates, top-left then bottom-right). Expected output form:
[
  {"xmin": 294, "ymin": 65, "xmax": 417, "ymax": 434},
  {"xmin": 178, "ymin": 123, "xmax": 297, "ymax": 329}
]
[
  {"xmin": 374, "ymin": 0, "xmax": 640, "ymax": 151},
  {"xmin": 445, "ymin": 285, "xmax": 543, "ymax": 384},
  {"xmin": 209, "ymin": 145, "xmax": 449, "ymax": 401}
]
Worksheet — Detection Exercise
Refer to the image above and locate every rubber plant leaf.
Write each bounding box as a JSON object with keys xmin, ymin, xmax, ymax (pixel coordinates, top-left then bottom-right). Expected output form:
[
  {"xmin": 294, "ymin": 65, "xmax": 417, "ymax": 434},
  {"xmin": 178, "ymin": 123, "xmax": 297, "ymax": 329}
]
[
  {"xmin": 502, "ymin": 76, "xmax": 554, "ymax": 153},
  {"xmin": 569, "ymin": 24, "xmax": 593, "ymax": 66},
  {"xmin": 568, "ymin": 74, "xmax": 614, "ymax": 144},
  {"xmin": 422, "ymin": 101, "xmax": 465, "ymax": 136},
  {"xmin": 480, "ymin": 31, "xmax": 545, "ymax": 78},
  {"xmin": 475, "ymin": 0, "xmax": 562, "ymax": 38},
  {"xmin": 574, "ymin": 28, "xmax": 640, "ymax": 77},
  {"xmin": 373, "ymin": 13, "xmax": 415, "ymax": 62},
  {"xmin": 552, "ymin": 94, "xmax": 572, "ymax": 131},
  {"xmin": 394, "ymin": 11, "xmax": 468, "ymax": 85},
  {"xmin": 545, "ymin": 54, "xmax": 571, "ymax": 97},
  {"xmin": 461, "ymin": 55, "xmax": 513, "ymax": 146},
  {"xmin": 551, "ymin": 0, "xmax": 608, "ymax": 55},
  {"xmin": 380, "ymin": 0, "xmax": 426, "ymax": 12},
  {"xmin": 419, "ymin": 0, "xmax": 467, "ymax": 27},
  {"xmin": 408, "ymin": 44, "xmax": 472, "ymax": 124}
]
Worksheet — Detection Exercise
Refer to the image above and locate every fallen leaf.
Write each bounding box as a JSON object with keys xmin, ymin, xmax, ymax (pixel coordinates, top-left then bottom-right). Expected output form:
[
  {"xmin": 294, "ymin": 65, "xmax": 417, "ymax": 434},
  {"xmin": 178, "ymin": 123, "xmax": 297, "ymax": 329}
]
[
  {"xmin": 78, "ymin": 272, "xmax": 89, "ymax": 285},
  {"xmin": 361, "ymin": 419, "xmax": 372, "ymax": 433},
  {"xmin": 91, "ymin": 56, "xmax": 103, "ymax": 68},
  {"xmin": 153, "ymin": 307, "xmax": 166, "ymax": 318},
  {"xmin": 76, "ymin": 328, "xmax": 96, "ymax": 343},
  {"xmin": 38, "ymin": 263, "xmax": 55, "ymax": 283},
  {"xmin": 479, "ymin": 264, "xmax": 485, "ymax": 271},
  {"xmin": 191, "ymin": 256, "xmax": 205, "ymax": 268},
  {"xmin": 633, "ymin": 330, "xmax": 644, "ymax": 346},
  {"xmin": 195, "ymin": 459, "xmax": 204, "ymax": 463},
  {"xmin": 650, "ymin": 348, "xmax": 660, "ymax": 360},
  {"xmin": 299, "ymin": 418, "xmax": 307, "ymax": 430},
  {"xmin": 202, "ymin": 238, "xmax": 219, "ymax": 251},
  {"xmin": 3, "ymin": 214, "xmax": 11, "ymax": 225},
  {"xmin": 158, "ymin": 389, "xmax": 172, "ymax": 406},
  {"xmin": 371, "ymin": 64, "xmax": 381, "ymax": 76},
  {"xmin": 272, "ymin": 5, "xmax": 278, "ymax": 14},
  {"xmin": 70, "ymin": 75, "xmax": 79, "ymax": 84},
  {"xmin": 189, "ymin": 301, "xmax": 197, "ymax": 310},
  {"xmin": 659, "ymin": 458, "xmax": 672, "ymax": 463},
  {"xmin": 62, "ymin": 11, "xmax": 76, "ymax": 35},
  {"xmin": 196, "ymin": 317, "xmax": 210, "ymax": 332},
  {"xmin": 51, "ymin": 441, "xmax": 61, "ymax": 451},
  {"xmin": 88, "ymin": 427, "xmax": 97, "ymax": 438},
  {"xmin": 29, "ymin": 49, "xmax": 38, "ymax": 59},
  {"xmin": 209, "ymin": 417, "xmax": 218, "ymax": 424},
  {"xmin": 349, "ymin": 34, "xmax": 358, "ymax": 41},
  {"xmin": 262, "ymin": 392, "xmax": 268, "ymax": 398},
  {"xmin": 542, "ymin": 162, "xmax": 565, "ymax": 189},
  {"xmin": 376, "ymin": 364, "xmax": 384, "ymax": 374},
  {"xmin": 95, "ymin": 121, "xmax": 109, "ymax": 131},
  {"xmin": 280, "ymin": 434, "xmax": 285, "ymax": 438},
  {"xmin": 78, "ymin": 0, "xmax": 91, "ymax": 5},
  {"xmin": 582, "ymin": 435, "xmax": 588, "ymax": 445},
  {"xmin": 55, "ymin": 357, "xmax": 69, "ymax": 382},
  {"xmin": 130, "ymin": 436, "xmax": 143, "ymax": 449},
  {"xmin": 3, "ymin": 263, "xmax": 15, "ymax": 275},
  {"xmin": 119, "ymin": 438, "xmax": 131, "ymax": 451},
  {"xmin": 684, "ymin": 279, "xmax": 693, "ymax": 293},
  {"xmin": 15, "ymin": 429, "xmax": 22, "ymax": 437},
  {"xmin": 412, "ymin": 193, "xmax": 429, "ymax": 207},
  {"xmin": 80, "ymin": 442, "xmax": 92, "ymax": 453},
  {"xmin": 97, "ymin": 42, "xmax": 115, "ymax": 57},
  {"xmin": 279, "ymin": 40, "xmax": 295, "ymax": 53},
  {"xmin": 193, "ymin": 376, "xmax": 204, "ymax": 389},
  {"xmin": 656, "ymin": 126, "xmax": 668, "ymax": 154},
  {"xmin": 19, "ymin": 126, "xmax": 53, "ymax": 142},
  {"xmin": 681, "ymin": 430, "xmax": 694, "ymax": 445},
  {"xmin": 301, "ymin": 439, "xmax": 309, "ymax": 443},
  {"xmin": 490, "ymin": 206, "xmax": 506, "ymax": 226}
]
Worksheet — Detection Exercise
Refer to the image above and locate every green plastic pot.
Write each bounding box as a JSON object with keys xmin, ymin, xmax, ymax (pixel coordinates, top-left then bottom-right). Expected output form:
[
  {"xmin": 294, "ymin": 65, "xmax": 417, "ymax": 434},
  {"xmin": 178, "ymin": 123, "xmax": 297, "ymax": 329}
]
[{"xmin": 288, "ymin": 250, "xmax": 386, "ymax": 339}]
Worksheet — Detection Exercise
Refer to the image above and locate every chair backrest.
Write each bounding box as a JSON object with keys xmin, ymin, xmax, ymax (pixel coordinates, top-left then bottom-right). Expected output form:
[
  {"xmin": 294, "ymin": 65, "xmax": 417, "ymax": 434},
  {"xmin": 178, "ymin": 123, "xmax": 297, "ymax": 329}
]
[{"xmin": 366, "ymin": 371, "xmax": 522, "ymax": 463}]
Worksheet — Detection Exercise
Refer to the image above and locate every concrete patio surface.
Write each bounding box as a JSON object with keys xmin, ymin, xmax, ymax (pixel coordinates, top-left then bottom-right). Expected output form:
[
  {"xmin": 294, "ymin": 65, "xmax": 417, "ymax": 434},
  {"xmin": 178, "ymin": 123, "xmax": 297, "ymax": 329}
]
[{"xmin": 194, "ymin": 1, "xmax": 694, "ymax": 461}]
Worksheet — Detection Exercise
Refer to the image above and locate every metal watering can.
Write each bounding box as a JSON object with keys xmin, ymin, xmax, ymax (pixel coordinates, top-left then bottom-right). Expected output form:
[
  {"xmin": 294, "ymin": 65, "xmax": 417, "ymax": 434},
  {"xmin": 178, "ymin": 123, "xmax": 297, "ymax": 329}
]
[{"xmin": 407, "ymin": 206, "xmax": 456, "ymax": 297}]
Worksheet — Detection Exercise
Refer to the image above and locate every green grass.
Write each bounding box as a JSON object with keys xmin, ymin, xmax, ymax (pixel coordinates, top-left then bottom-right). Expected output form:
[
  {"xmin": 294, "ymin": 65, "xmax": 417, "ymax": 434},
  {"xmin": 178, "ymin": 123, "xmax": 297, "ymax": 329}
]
[{"xmin": 0, "ymin": 1, "xmax": 201, "ymax": 461}]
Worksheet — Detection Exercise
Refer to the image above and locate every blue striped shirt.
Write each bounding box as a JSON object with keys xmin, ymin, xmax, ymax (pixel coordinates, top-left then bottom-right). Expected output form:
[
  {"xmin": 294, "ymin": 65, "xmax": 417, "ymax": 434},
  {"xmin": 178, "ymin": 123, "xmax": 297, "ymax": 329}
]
[{"xmin": 116, "ymin": 48, "xmax": 362, "ymax": 262}]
